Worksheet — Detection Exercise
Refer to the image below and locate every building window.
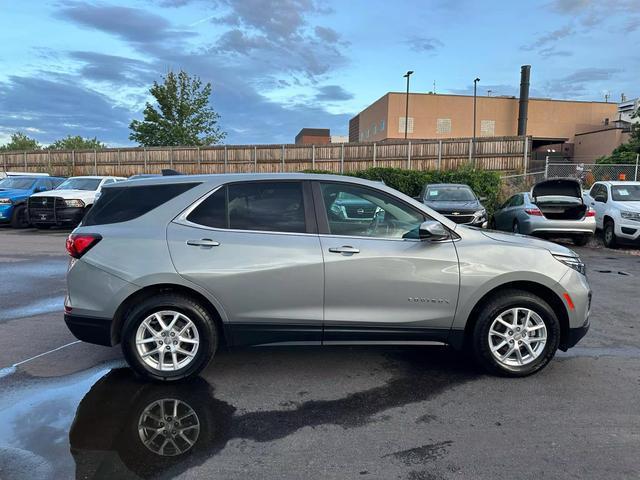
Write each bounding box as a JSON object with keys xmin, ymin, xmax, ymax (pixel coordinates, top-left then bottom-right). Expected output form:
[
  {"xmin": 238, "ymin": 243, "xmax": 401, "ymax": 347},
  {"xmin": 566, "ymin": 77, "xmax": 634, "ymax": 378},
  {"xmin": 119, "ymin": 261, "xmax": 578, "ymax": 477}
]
[
  {"xmin": 480, "ymin": 120, "xmax": 495, "ymax": 136},
  {"xmin": 398, "ymin": 117, "xmax": 414, "ymax": 134},
  {"xmin": 436, "ymin": 118, "xmax": 451, "ymax": 134},
  {"xmin": 380, "ymin": 119, "xmax": 385, "ymax": 131},
  {"xmin": 372, "ymin": 123, "xmax": 377, "ymax": 135}
]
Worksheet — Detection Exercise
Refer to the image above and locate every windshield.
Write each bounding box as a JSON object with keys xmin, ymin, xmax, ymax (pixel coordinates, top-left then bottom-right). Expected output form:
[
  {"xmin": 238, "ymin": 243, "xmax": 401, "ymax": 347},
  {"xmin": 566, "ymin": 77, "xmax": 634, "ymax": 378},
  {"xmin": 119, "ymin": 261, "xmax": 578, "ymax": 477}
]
[
  {"xmin": 426, "ymin": 186, "xmax": 476, "ymax": 202},
  {"xmin": 56, "ymin": 178, "xmax": 101, "ymax": 191},
  {"xmin": 0, "ymin": 178, "xmax": 36, "ymax": 190},
  {"xmin": 611, "ymin": 185, "xmax": 640, "ymax": 202}
]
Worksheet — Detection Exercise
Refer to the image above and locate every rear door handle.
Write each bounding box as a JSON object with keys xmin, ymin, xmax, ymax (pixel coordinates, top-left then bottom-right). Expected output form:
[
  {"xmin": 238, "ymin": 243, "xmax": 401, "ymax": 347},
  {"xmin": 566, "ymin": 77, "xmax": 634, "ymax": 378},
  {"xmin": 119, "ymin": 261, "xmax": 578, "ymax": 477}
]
[
  {"xmin": 328, "ymin": 246, "xmax": 360, "ymax": 255},
  {"xmin": 186, "ymin": 239, "xmax": 220, "ymax": 248}
]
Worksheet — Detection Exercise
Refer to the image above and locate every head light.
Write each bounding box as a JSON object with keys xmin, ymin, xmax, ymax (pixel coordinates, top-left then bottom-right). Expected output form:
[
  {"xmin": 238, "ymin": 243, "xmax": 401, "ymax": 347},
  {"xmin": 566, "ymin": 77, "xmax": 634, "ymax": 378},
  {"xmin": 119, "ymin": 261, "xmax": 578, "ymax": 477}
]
[
  {"xmin": 62, "ymin": 199, "xmax": 85, "ymax": 208},
  {"xmin": 620, "ymin": 211, "xmax": 640, "ymax": 222},
  {"xmin": 474, "ymin": 209, "xmax": 487, "ymax": 219},
  {"xmin": 553, "ymin": 254, "xmax": 586, "ymax": 275}
]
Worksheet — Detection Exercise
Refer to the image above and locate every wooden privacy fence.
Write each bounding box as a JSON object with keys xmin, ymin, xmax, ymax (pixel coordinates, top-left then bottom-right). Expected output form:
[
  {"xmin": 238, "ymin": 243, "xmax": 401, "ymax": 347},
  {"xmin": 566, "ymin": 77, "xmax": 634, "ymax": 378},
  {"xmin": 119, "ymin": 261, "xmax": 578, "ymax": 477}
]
[{"xmin": 0, "ymin": 136, "xmax": 531, "ymax": 177}]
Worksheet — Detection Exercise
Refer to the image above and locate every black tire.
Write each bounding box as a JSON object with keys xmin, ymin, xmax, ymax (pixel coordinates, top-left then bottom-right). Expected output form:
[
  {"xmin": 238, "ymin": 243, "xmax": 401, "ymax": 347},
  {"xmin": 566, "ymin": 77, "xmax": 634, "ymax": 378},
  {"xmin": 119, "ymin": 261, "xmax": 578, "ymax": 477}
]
[
  {"xmin": 471, "ymin": 289, "xmax": 560, "ymax": 377},
  {"xmin": 121, "ymin": 293, "xmax": 218, "ymax": 382},
  {"xmin": 489, "ymin": 217, "xmax": 496, "ymax": 230},
  {"xmin": 603, "ymin": 220, "xmax": 617, "ymax": 248},
  {"xmin": 9, "ymin": 204, "xmax": 30, "ymax": 228},
  {"xmin": 512, "ymin": 220, "xmax": 520, "ymax": 234},
  {"xmin": 572, "ymin": 235, "xmax": 590, "ymax": 246}
]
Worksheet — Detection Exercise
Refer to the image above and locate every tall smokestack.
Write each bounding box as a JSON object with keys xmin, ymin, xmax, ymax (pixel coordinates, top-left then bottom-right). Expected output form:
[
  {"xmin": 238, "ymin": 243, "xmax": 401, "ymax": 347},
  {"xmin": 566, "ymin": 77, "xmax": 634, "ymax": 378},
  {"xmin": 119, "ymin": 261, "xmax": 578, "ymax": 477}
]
[{"xmin": 517, "ymin": 65, "xmax": 531, "ymax": 136}]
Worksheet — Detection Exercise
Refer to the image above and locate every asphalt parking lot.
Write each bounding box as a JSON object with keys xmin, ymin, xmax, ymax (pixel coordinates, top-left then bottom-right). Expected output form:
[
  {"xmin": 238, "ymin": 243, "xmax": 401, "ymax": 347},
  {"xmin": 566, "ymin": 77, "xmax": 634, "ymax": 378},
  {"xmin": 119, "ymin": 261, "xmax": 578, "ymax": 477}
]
[{"xmin": 0, "ymin": 227, "xmax": 639, "ymax": 480}]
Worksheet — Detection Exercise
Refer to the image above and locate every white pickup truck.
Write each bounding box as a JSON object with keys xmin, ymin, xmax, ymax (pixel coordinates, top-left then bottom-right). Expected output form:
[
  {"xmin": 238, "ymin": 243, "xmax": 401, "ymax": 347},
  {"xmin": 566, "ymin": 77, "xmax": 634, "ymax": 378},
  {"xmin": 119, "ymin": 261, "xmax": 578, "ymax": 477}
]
[
  {"xmin": 28, "ymin": 175, "xmax": 125, "ymax": 228},
  {"xmin": 583, "ymin": 181, "xmax": 640, "ymax": 247}
]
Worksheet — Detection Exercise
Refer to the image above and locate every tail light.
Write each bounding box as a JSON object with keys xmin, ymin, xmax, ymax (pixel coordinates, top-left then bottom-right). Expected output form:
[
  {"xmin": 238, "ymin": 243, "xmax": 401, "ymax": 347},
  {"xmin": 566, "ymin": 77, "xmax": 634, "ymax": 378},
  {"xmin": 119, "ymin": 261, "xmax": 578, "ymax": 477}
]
[
  {"xmin": 66, "ymin": 233, "xmax": 101, "ymax": 259},
  {"xmin": 586, "ymin": 208, "xmax": 596, "ymax": 217},
  {"xmin": 524, "ymin": 208, "xmax": 543, "ymax": 216}
]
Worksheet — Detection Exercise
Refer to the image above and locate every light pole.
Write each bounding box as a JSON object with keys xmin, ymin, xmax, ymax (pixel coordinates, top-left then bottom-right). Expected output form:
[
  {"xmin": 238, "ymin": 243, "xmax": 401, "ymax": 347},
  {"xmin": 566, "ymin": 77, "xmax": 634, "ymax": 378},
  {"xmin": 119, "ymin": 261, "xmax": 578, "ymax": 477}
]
[
  {"xmin": 472, "ymin": 77, "xmax": 480, "ymax": 162},
  {"xmin": 403, "ymin": 70, "xmax": 414, "ymax": 140}
]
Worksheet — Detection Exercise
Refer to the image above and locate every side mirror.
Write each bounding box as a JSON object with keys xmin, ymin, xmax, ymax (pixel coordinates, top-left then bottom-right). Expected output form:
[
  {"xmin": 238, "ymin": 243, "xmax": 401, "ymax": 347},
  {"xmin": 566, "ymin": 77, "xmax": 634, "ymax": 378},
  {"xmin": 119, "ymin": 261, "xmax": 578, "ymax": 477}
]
[
  {"xmin": 479, "ymin": 196, "xmax": 487, "ymax": 202},
  {"xmin": 594, "ymin": 194, "xmax": 606, "ymax": 203},
  {"xmin": 419, "ymin": 220, "xmax": 450, "ymax": 241},
  {"xmin": 413, "ymin": 195, "xmax": 422, "ymax": 201}
]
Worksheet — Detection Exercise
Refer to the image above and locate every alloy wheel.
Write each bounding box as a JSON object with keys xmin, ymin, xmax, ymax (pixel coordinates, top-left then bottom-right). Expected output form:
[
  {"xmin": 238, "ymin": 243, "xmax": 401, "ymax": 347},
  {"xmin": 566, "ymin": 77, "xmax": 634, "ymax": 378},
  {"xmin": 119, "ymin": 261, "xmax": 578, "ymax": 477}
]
[
  {"xmin": 135, "ymin": 310, "xmax": 200, "ymax": 372},
  {"xmin": 488, "ymin": 307, "xmax": 547, "ymax": 367}
]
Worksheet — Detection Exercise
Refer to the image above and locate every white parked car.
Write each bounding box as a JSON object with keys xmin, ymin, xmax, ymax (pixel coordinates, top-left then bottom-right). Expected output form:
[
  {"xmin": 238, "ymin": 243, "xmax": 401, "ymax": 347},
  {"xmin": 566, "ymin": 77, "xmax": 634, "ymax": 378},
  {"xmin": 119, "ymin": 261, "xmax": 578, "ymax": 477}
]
[
  {"xmin": 28, "ymin": 175, "xmax": 125, "ymax": 229},
  {"xmin": 584, "ymin": 181, "xmax": 640, "ymax": 247}
]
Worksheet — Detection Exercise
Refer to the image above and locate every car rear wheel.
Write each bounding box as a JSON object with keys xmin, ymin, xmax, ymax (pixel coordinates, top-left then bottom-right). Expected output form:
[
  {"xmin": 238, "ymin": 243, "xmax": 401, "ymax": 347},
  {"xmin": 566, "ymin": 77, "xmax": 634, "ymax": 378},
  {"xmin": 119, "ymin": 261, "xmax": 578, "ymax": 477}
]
[
  {"xmin": 472, "ymin": 289, "xmax": 560, "ymax": 377},
  {"xmin": 121, "ymin": 293, "xmax": 218, "ymax": 382},
  {"xmin": 603, "ymin": 220, "xmax": 617, "ymax": 248},
  {"xmin": 10, "ymin": 204, "xmax": 30, "ymax": 228}
]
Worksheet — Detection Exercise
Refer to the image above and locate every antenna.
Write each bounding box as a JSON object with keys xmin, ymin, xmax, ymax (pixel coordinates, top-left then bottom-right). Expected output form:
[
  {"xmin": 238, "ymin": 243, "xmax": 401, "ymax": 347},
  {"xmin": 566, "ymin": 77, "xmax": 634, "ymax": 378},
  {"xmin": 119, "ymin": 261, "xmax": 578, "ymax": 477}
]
[{"xmin": 604, "ymin": 91, "xmax": 610, "ymax": 103}]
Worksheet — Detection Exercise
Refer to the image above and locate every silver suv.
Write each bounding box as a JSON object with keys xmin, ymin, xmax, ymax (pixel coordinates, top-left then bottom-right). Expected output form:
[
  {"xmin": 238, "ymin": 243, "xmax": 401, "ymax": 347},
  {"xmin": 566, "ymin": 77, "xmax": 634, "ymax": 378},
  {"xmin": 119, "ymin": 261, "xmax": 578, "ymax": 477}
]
[{"xmin": 64, "ymin": 174, "xmax": 591, "ymax": 381}]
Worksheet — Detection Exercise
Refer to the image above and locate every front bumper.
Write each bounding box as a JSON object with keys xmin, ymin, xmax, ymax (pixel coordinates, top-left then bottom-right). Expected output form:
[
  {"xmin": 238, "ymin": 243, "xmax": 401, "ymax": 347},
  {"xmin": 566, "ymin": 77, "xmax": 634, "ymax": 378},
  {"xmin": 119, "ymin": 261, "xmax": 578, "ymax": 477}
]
[
  {"xmin": 615, "ymin": 220, "xmax": 640, "ymax": 242},
  {"xmin": 0, "ymin": 204, "xmax": 14, "ymax": 222},
  {"xmin": 565, "ymin": 322, "xmax": 590, "ymax": 349},
  {"xmin": 28, "ymin": 205, "xmax": 85, "ymax": 226},
  {"xmin": 65, "ymin": 313, "xmax": 113, "ymax": 346}
]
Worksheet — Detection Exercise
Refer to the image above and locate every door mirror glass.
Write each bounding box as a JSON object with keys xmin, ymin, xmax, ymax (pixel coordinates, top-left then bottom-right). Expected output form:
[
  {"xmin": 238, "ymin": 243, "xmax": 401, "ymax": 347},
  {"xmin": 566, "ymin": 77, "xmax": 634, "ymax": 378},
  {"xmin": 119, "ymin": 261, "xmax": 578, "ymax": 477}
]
[
  {"xmin": 594, "ymin": 194, "xmax": 606, "ymax": 203},
  {"xmin": 419, "ymin": 221, "xmax": 449, "ymax": 241}
]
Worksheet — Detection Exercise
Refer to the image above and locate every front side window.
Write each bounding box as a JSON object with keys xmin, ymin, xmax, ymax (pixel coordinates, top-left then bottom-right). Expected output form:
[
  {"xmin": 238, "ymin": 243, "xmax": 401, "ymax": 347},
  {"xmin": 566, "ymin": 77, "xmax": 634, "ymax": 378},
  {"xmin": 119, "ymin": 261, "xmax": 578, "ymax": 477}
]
[
  {"xmin": 187, "ymin": 181, "xmax": 306, "ymax": 233},
  {"xmin": 320, "ymin": 183, "xmax": 425, "ymax": 239}
]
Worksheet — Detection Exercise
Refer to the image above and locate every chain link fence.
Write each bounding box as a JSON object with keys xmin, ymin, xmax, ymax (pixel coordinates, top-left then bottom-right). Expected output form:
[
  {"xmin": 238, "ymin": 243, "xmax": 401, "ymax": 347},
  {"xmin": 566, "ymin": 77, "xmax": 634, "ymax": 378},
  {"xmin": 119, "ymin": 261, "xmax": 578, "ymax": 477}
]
[{"xmin": 545, "ymin": 159, "xmax": 639, "ymax": 188}]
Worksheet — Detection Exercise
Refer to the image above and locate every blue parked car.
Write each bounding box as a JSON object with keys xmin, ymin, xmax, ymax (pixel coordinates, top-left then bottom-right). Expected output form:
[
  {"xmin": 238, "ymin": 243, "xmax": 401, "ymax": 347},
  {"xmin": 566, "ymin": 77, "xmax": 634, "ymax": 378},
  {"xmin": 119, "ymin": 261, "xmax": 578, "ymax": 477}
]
[{"xmin": 0, "ymin": 176, "xmax": 66, "ymax": 228}]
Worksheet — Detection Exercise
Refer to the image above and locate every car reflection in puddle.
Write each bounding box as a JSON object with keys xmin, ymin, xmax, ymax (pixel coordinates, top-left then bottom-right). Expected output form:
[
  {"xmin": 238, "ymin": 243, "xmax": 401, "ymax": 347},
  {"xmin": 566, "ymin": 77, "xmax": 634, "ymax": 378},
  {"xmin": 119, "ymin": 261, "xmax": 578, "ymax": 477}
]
[{"xmin": 69, "ymin": 369, "xmax": 234, "ymax": 479}]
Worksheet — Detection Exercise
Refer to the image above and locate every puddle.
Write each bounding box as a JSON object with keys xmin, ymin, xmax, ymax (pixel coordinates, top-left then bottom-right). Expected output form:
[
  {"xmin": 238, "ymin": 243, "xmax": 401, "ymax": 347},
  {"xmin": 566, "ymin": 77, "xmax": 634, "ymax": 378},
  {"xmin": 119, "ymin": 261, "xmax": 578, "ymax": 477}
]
[
  {"xmin": 0, "ymin": 348, "xmax": 474, "ymax": 479},
  {"xmin": 592, "ymin": 270, "xmax": 631, "ymax": 276}
]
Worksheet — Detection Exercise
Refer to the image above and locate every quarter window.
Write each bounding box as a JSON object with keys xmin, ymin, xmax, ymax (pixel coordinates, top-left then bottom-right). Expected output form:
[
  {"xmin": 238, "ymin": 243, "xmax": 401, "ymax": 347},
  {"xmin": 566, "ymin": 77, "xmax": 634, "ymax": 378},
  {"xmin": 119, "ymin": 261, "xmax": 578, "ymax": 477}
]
[
  {"xmin": 187, "ymin": 182, "xmax": 307, "ymax": 233},
  {"xmin": 320, "ymin": 183, "xmax": 425, "ymax": 239}
]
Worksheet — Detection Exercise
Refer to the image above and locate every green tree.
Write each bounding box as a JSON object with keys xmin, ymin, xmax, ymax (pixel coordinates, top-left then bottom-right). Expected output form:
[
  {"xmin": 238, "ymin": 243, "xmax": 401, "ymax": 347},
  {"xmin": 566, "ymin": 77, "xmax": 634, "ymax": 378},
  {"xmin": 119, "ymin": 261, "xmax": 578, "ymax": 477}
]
[
  {"xmin": 48, "ymin": 135, "xmax": 106, "ymax": 150},
  {"xmin": 597, "ymin": 108, "xmax": 640, "ymax": 164},
  {"xmin": 129, "ymin": 70, "xmax": 225, "ymax": 147},
  {"xmin": 0, "ymin": 132, "xmax": 41, "ymax": 151}
]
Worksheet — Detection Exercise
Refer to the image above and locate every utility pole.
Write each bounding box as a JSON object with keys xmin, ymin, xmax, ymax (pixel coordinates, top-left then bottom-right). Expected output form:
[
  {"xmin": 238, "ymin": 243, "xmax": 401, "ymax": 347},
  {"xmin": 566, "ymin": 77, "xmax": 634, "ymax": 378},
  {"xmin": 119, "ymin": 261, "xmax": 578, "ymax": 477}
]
[
  {"xmin": 473, "ymin": 77, "xmax": 480, "ymax": 161},
  {"xmin": 403, "ymin": 70, "xmax": 414, "ymax": 140}
]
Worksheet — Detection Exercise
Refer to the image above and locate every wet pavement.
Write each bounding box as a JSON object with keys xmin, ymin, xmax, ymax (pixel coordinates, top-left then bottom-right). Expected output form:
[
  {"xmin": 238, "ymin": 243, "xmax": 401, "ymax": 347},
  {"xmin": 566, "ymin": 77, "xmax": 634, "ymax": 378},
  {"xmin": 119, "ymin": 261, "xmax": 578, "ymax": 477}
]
[{"xmin": 0, "ymin": 228, "xmax": 639, "ymax": 479}]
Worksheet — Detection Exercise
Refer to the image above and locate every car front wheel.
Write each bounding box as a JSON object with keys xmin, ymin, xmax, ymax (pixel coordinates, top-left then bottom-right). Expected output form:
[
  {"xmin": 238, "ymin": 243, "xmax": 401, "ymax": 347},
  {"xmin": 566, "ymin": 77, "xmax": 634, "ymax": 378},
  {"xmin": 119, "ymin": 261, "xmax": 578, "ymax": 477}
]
[
  {"xmin": 472, "ymin": 289, "xmax": 560, "ymax": 377},
  {"xmin": 121, "ymin": 293, "xmax": 218, "ymax": 382},
  {"xmin": 603, "ymin": 220, "xmax": 617, "ymax": 248}
]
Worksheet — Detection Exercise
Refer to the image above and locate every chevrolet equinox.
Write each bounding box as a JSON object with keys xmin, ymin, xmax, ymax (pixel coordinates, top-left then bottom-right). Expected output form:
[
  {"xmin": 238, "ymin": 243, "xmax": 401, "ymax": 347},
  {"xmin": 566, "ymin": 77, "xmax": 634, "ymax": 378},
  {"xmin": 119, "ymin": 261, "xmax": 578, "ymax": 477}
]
[{"xmin": 64, "ymin": 174, "xmax": 591, "ymax": 381}]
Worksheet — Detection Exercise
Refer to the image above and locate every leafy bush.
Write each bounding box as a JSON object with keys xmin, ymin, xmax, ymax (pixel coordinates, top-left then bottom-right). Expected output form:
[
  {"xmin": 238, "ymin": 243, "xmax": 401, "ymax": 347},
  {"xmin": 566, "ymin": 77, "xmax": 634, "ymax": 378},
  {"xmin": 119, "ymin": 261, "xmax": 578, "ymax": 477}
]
[{"xmin": 303, "ymin": 166, "xmax": 502, "ymax": 213}]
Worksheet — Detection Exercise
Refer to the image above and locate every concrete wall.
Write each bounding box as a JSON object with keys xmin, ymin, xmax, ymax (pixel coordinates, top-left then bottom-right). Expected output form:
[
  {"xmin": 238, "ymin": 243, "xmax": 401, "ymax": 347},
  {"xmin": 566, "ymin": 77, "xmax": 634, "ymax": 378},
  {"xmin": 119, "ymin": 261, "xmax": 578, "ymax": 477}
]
[{"xmin": 354, "ymin": 93, "xmax": 618, "ymax": 143}]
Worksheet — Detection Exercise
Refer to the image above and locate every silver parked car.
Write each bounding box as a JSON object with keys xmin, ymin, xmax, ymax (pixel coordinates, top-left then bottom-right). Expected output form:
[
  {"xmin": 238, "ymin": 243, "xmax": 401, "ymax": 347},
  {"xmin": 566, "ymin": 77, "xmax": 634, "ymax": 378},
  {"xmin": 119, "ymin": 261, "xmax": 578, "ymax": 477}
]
[
  {"xmin": 64, "ymin": 173, "xmax": 591, "ymax": 381},
  {"xmin": 491, "ymin": 179, "xmax": 596, "ymax": 246}
]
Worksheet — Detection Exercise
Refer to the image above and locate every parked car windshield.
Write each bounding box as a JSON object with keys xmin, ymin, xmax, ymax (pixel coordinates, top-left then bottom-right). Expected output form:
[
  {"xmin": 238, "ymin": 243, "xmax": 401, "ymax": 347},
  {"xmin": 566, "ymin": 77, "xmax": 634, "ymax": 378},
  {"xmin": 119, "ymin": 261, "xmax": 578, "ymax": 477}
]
[
  {"xmin": 426, "ymin": 186, "xmax": 476, "ymax": 202},
  {"xmin": 56, "ymin": 178, "xmax": 102, "ymax": 191},
  {"xmin": 611, "ymin": 184, "xmax": 640, "ymax": 201},
  {"xmin": 0, "ymin": 178, "xmax": 35, "ymax": 189}
]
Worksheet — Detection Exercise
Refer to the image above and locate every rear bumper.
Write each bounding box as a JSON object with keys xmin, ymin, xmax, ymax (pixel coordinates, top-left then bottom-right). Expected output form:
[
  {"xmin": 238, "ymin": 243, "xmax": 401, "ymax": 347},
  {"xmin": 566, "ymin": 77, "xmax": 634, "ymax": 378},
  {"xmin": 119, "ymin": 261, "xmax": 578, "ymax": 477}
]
[
  {"xmin": 525, "ymin": 216, "xmax": 596, "ymax": 236},
  {"xmin": 64, "ymin": 313, "xmax": 113, "ymax": 346}
]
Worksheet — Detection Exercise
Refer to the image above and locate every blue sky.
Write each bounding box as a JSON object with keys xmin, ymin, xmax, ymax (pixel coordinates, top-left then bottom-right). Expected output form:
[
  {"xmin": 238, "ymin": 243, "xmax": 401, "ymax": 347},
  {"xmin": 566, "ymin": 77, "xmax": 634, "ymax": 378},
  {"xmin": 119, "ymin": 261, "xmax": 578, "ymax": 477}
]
[{"xmin": 0, "ymin": 0, "xmax": 638, "ymax": 146}]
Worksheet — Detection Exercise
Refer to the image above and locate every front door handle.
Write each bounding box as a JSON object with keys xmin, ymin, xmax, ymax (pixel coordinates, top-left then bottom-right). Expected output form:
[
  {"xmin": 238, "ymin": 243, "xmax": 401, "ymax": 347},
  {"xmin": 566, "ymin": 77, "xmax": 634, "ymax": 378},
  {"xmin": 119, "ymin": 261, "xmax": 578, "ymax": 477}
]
[
  {"xmin": 328, "ymin": 246, "xmax": 360, "ymax": 255},
  {"xmin": 186, "ymin": 239, "xmax": 220, "ymax": 248}
]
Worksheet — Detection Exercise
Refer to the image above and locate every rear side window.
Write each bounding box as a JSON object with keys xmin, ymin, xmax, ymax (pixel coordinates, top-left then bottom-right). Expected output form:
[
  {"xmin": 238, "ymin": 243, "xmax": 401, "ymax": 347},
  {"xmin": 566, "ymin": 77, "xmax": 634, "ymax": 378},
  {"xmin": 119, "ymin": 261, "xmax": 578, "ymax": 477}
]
[
  {"xmin": 83, "ymin": 183, "xmax": 199, "ymax": 226},
  {"xmin": 187, "ymin": 181, "xmax": 306, "ymax": 233}
]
